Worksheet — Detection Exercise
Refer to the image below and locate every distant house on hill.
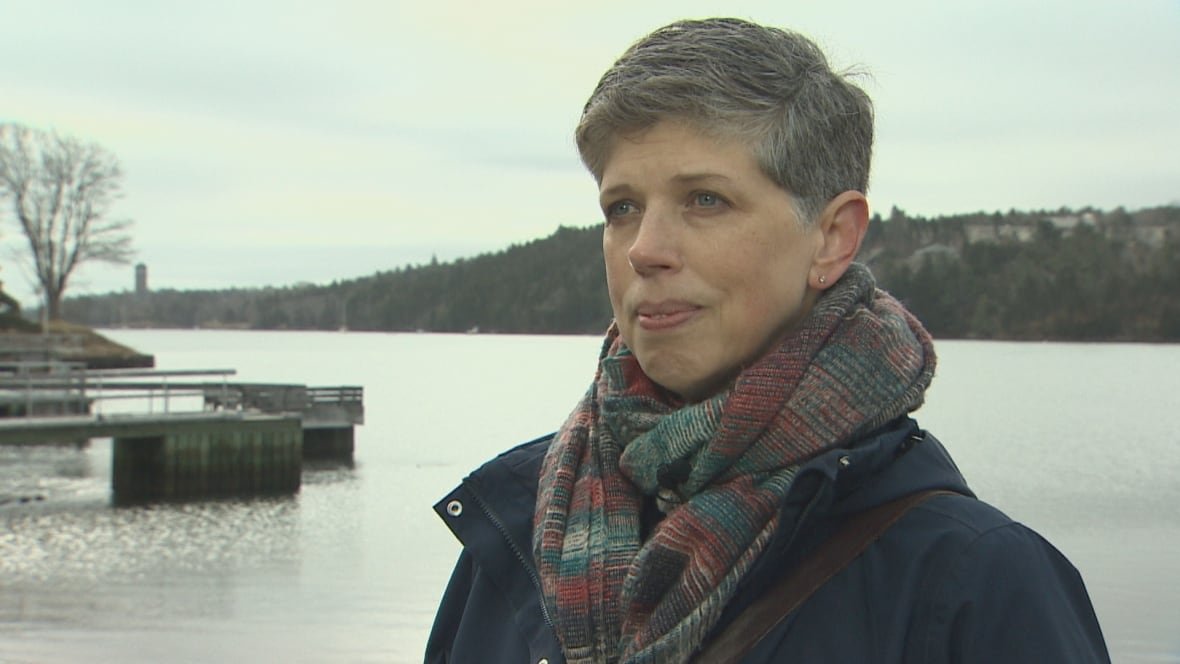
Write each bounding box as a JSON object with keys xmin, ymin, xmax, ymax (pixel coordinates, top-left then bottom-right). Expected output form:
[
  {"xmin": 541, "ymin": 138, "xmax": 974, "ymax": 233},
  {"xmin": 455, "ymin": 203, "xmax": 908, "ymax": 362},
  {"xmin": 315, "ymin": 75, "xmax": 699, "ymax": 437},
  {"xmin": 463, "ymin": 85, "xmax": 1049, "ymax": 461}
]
[
  {"xmin": 962, "ymin": 217, "xmax": 1037, "ymax": 244},
  {"xmin": 961, "ymin": 208, "xmax": 1174, "ymax": 247},
  {"xmin": 1045, "ymin": 211, "xmax": 1097, "ymax": 233}
]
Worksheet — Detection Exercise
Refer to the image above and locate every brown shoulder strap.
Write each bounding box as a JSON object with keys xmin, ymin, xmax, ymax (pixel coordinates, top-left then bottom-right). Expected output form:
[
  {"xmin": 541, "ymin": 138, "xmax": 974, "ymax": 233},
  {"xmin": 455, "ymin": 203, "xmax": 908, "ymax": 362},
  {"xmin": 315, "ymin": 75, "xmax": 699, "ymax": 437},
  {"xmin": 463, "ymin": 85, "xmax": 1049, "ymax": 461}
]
[{"xmin": 693, "ymin": 489, "xmax": 958, "ymax": 664}]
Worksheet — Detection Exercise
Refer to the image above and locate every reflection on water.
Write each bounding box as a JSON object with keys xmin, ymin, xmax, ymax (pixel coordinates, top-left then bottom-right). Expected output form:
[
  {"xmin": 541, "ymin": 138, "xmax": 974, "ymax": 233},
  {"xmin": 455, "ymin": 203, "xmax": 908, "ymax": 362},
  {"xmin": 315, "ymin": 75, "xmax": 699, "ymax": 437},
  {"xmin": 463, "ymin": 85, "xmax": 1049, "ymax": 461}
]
[
  {"xmin": 1, "ymin": 332, "xmax": 1178, "ymax": 663},
  {"xmin": 0, "ymin": 446, "xmax": 365, "ymax": 662},
  {"xmin": 1, "ymin": 440, "xmax": 304, "ymax": 633},
  {"xmin": 0, "ymin": 442, "xmax": 98, "ymax": 508}
]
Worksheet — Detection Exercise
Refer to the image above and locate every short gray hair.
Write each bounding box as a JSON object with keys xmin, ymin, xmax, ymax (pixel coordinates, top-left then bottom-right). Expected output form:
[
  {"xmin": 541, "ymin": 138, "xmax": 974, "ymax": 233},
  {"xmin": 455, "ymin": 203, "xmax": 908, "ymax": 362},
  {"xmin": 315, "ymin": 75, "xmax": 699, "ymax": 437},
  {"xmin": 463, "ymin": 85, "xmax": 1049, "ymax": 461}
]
[{"xmin": 576, "ymin": 17, "xmax": 874, "ymax": 225}]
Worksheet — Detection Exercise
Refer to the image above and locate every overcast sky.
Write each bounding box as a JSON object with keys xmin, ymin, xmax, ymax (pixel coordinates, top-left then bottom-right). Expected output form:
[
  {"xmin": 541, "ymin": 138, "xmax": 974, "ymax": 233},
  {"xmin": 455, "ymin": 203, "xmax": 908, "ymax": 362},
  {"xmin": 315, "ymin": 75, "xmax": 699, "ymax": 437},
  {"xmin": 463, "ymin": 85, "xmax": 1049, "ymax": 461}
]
[{"xmin": 2, "ymin": 0, "xmax": 1178, "ymax": 306}]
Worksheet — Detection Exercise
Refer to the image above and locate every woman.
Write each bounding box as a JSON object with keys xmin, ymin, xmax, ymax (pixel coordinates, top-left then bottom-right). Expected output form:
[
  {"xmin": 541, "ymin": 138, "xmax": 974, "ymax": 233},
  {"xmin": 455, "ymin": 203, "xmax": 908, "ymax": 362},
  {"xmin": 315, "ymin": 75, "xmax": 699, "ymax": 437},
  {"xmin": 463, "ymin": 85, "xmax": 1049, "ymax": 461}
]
[{"xmin": 426, "ymin": 18, "xmax": 1110, "ymax": 664}]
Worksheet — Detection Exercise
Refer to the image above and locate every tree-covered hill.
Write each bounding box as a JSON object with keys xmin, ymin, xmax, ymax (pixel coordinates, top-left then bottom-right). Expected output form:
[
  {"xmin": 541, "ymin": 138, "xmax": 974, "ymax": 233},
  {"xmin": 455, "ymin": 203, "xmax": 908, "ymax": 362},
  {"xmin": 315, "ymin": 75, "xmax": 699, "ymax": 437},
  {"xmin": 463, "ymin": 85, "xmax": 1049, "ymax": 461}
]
[
  {"xmin": 65, "ymin": 225, "xmax": 611, "ymax": 335},
  {"xmin": 863, "ymin": 206, "xmax": 1180, "ymax": 341},
  {"xmin": 59, "ymin": 205, "xmax": 1180, "ymax": 341}
]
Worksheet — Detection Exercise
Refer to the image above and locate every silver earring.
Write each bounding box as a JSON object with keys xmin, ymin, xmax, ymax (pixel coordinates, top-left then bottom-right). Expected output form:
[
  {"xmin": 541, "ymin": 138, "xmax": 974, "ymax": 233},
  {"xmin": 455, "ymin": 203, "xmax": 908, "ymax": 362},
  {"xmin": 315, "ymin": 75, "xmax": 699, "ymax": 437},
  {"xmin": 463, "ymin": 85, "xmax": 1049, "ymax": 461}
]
[{"xmin": 818, "ymin": 274, "xmax": 827, "ymax": 285}]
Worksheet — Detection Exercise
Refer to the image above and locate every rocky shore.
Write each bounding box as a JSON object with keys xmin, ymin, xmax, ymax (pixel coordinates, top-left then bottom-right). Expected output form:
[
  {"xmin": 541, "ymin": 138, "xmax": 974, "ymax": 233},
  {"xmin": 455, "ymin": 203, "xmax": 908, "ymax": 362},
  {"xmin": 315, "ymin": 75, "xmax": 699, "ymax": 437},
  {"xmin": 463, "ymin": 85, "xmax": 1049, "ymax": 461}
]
[{"xmin": 0, "ymin": 318, "xmax": 154, "ymax": 369}]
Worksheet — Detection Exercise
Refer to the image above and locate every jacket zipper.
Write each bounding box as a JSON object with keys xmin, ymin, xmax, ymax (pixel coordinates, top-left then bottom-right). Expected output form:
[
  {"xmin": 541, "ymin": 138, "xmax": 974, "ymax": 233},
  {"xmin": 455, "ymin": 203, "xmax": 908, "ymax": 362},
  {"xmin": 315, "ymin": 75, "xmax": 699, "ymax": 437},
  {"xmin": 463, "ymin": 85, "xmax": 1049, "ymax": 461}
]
[{"xmin": 464, "ymin": 481, "xmax": 556, "ymax": 629}]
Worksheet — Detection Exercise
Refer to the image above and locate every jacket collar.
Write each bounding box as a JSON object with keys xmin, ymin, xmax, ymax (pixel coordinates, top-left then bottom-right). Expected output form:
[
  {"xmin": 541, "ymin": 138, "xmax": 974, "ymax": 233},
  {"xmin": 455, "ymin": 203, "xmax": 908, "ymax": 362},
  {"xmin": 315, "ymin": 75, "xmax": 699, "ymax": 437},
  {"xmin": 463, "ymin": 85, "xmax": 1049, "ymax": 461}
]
[{"xmin": 434, "ymin": 434, "xmax": 561, "ymax": 659}]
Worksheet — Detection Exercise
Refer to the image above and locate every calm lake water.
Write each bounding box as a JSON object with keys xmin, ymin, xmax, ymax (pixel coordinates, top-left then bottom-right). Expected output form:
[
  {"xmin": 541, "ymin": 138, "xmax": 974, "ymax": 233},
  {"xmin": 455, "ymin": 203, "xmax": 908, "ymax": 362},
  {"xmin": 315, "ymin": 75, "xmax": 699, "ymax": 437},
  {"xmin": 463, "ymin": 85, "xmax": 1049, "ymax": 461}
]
[{"xmin": 1, "ymin": 330, "xmax": 1177, "ymax": 663}]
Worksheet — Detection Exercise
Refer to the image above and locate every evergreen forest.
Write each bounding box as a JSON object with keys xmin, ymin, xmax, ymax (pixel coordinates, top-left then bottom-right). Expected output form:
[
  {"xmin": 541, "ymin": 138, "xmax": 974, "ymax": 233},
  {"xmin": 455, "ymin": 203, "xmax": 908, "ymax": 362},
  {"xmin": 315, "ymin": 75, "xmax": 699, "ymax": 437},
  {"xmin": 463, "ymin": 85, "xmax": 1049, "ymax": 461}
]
[{"xmin": 61, "ymin": 205, "xmax": 1180, "ymax": 342}]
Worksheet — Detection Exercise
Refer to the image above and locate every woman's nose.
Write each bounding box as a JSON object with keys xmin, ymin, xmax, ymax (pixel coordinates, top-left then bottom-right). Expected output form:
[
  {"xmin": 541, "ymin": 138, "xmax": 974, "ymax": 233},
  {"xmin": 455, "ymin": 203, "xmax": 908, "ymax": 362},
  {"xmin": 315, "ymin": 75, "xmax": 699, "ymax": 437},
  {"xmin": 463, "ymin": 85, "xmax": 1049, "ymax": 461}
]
[{"xmin": 626, "ymin": 206, "xmax": 682, "ymax": 275}]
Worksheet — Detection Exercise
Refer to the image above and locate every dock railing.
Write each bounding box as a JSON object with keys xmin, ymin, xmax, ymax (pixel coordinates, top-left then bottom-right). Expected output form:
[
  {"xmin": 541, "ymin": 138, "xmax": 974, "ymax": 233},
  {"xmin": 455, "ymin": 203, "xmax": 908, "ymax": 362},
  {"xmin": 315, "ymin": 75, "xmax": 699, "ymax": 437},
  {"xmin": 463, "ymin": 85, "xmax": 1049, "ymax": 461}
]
[
  {"xmin": 0, "ymin": 361, "xmax": 236, "ymax": 417},
  {"xmin": 0, "ymin": 362, "xmax": 364, "ymax": 500},
  {"xmin": 1, "ymin": 361, "xmax": 362, "ymax": 428}
]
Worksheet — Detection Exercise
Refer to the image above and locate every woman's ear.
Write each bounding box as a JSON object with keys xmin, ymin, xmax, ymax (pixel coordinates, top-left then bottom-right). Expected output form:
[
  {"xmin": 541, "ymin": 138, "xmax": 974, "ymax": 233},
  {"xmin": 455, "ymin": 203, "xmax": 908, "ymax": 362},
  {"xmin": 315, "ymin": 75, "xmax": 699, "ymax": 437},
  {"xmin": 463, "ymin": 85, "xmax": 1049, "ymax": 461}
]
[{"xmin": 810, "ymin": 191, "xmax": 869, "ymax": 289}]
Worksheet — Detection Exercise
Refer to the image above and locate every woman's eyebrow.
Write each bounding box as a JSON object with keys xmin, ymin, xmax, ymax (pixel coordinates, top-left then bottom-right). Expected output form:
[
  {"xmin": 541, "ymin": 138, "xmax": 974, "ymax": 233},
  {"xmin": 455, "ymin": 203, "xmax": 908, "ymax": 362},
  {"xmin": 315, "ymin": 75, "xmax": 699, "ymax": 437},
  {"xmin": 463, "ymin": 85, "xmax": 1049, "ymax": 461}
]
[
  {"xmin": 599, "ymin": 183, "xmax": 636, "ymax": 200},
  {"xmin": 600, "ymin": 173, "xmax": 734, "ymax": 199},
  {"xmin": 671, "ymin": 172, "xmax": 734, "ymax": 186}
]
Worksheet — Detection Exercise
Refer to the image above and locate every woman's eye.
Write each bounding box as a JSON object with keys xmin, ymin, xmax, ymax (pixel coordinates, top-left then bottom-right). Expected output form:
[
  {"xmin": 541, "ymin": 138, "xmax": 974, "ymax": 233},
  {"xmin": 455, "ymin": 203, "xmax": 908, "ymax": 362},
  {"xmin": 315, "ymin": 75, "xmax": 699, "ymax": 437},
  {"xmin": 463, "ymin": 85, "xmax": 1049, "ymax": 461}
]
[
  {"xmin": 606, "ymin": 201, "xmax": 637, "ymax": 217},
  {"xmin": 693, "ymin": 192, "xmax": 723, "ymax": 207}
]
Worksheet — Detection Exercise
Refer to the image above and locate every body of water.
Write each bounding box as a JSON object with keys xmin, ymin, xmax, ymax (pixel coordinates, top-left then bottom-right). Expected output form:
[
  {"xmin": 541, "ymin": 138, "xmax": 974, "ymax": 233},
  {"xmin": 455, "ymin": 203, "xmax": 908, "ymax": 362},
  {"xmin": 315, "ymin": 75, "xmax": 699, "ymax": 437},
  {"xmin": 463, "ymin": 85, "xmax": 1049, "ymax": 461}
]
[{"xmin": 1, "ymin": 330, "xmax": 1177, "ymax": 663}]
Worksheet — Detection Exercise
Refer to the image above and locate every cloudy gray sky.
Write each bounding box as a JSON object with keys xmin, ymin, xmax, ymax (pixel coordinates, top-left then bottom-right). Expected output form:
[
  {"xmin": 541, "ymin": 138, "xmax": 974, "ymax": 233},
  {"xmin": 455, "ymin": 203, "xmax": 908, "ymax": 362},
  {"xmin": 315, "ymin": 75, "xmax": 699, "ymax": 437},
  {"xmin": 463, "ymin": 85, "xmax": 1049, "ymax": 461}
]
[{"xmin": 2, "ymin": 0, "xmax": 1178, "ymax": 306}]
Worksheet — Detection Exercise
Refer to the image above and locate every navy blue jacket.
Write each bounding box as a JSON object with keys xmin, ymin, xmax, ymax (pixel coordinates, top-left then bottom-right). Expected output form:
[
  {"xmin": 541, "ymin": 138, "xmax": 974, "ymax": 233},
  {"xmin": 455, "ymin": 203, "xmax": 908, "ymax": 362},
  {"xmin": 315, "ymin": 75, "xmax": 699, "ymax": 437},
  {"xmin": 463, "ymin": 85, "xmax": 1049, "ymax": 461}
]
[{"xmin": 426, "ymin": 418, "xmax": 1110, "ymax": 663}]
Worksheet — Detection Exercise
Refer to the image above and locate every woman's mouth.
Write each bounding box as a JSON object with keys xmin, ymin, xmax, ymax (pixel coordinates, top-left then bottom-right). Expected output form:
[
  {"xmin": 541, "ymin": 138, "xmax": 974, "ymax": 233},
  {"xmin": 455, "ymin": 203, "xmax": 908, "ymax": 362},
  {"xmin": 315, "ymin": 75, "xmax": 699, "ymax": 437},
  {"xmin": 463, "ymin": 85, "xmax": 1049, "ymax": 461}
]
[{"xmin": 635, "ymin": 302, "xmax": 701, "ymax": 331}]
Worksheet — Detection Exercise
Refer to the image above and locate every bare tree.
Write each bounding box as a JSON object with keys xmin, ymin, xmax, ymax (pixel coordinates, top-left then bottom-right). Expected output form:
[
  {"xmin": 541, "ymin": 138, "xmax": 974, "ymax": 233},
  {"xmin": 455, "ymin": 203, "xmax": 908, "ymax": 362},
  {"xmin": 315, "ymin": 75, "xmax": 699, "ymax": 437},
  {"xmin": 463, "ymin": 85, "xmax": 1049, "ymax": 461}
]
[{"xmin": 0, "ymin": 123, "xmax": 134, "ymax": 320}]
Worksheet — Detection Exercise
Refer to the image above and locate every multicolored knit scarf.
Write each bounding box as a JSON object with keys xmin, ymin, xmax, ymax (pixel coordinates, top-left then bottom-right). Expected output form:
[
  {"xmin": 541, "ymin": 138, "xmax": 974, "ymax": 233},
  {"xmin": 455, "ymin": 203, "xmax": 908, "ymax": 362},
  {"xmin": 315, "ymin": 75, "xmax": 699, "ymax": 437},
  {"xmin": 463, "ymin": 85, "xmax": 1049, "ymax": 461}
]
[{"xmin": 533, "ymin": 264, "xmax": 936, "ymax": 663}]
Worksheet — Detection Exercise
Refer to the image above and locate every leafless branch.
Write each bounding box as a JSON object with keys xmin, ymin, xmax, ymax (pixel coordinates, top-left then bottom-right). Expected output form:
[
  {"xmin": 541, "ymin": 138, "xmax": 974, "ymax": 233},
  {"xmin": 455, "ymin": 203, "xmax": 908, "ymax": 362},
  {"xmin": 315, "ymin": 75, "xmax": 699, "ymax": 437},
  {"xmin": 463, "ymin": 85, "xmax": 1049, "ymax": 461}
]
[{"xmin": 0, "ymin": 123, "xmax": 135, "ymax": 319}]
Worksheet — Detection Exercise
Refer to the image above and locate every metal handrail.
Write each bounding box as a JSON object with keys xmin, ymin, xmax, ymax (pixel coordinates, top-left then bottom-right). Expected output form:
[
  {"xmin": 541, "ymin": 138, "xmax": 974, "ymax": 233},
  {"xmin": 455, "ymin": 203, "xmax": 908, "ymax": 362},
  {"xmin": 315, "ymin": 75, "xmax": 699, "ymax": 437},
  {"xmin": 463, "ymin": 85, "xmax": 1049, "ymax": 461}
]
[{"xmin": 0, "ymin": 363, "xmax": 360, "ymax": 421}]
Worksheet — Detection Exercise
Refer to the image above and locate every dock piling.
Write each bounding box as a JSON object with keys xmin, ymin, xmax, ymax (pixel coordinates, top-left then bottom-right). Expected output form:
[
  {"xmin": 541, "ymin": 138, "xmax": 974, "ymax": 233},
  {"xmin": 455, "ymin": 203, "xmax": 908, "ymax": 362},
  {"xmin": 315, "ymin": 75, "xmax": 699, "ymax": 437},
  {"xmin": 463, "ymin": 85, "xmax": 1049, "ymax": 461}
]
[{"xmin": 112, "ymin": 416, "xmax": 302, "ymax": 503}]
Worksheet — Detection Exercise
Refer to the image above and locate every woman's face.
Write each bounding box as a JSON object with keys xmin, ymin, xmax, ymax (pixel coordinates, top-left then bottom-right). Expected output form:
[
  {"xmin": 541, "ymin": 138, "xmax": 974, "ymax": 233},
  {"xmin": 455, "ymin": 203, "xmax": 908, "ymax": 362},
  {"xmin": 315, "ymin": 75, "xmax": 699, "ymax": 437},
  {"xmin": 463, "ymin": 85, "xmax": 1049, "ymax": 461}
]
[{"xmin": 600, "ymin": 121, "xmax": 823, "ymax": 401}]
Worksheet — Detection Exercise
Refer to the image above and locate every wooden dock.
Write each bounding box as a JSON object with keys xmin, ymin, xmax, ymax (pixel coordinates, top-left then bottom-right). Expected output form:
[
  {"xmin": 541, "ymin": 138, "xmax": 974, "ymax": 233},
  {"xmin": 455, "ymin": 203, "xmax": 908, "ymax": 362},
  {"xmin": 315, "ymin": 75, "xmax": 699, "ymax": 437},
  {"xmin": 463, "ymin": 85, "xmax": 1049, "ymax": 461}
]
[{"xmin": 0, "ymin": 363, "xmax": 363, "ymax": 502}]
